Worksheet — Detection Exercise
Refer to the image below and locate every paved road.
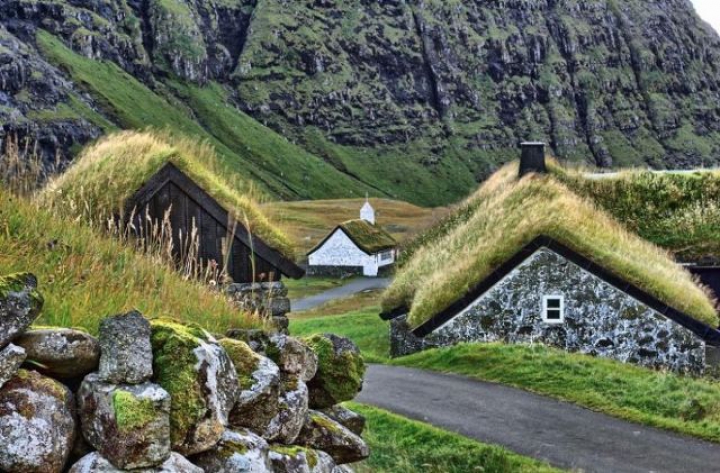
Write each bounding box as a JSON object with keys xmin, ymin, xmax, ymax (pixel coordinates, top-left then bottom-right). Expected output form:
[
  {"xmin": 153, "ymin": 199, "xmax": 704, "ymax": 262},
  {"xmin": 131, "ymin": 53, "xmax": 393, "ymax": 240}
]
[
  {"xmin": 356, "ymin": 364, "xmax": 720, "ymax": 473},
  {"xmin": 291, "ymin": 277, "xmax": 391, "ymax": 312}
]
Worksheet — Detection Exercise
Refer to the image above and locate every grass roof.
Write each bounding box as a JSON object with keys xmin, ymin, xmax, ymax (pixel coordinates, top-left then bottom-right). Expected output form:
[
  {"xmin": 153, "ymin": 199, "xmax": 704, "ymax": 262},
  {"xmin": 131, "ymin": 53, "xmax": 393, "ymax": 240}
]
[
  {"xmin": 40, "ymin": 131, "xmax": 294, "ymax": 258},
  {"xmin": 382, "ymin": 163, "xmax": 719, "ymax": 330},
  {"xmin": 337, "ymin": 219, "xmax": 397, "ymax": 254}
]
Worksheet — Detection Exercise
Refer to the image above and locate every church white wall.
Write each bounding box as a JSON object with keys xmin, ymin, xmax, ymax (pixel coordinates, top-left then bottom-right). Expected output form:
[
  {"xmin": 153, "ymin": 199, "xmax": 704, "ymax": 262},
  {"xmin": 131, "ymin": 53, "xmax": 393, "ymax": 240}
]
[{"xmin": 308, "ymin": 230, "xmax": 373, "ymax": 268}]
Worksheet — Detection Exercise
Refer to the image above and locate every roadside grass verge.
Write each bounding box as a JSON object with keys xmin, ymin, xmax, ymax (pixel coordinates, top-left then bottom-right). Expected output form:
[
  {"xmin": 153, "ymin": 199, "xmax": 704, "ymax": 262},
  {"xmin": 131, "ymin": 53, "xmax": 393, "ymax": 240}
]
[
  {"xmin": 0, "ymin": 189, "xmax": 258, "ymax": 334},
  {"xmin": 293, "ymin": 306, "xmax": 720, "ymax": 443},
  {"xmin": 290, "ymin": 290, "xmax": 383, "ymax": 320},
  {"xmin": 289, "ymin": 307, "xmax": 389, "ymax": 363},
  {"xmin": 285, "ymin": 276, "xmax": 357, "ymax": 300},
  {"xmin": 347, "ymin": 403, "xmax": 561, "ymax": 473}
]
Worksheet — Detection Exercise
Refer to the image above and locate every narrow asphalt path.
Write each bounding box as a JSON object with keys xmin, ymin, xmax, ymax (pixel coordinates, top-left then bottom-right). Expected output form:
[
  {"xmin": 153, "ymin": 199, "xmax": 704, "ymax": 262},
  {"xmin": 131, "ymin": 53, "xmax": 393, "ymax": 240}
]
[
  {"xmin": 356, "ymin": 364, "xmax": 720, "ymax": 473},
  {"xmin": 291, "ymin": 277, "xmax": 391, "ymax": 312}
]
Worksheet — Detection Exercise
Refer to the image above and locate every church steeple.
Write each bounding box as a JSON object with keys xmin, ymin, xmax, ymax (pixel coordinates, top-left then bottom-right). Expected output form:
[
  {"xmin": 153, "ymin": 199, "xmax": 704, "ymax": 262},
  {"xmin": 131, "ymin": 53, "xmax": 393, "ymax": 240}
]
[{"xmin": 360, "ymin": 194, "xmax": 375, "ymax": 224}]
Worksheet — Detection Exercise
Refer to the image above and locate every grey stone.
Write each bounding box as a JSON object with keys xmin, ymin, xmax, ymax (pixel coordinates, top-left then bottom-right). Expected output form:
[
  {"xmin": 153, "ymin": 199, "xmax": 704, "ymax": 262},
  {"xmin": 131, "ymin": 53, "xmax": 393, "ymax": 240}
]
[
  {"xmin": 268, "ymin": 335, "xmax": 311, "ymax": 377},
  {"xmin": 193, "ymin": 429, "xmax": 272, "ymax": 472},
  {"xmin": 264, "ymin": 377, "xmax": 309, "ymax": 444},
  {"xmin": 221, "ymin": 339, "xmax": 282, "ymax": 432},
  {"xmin": 16, "ymin": 328, "xmax": 99, "ymax": 378},
  {"xmin": 268, "ymin": 297, "xmax": 291, "ymax": 317},
  {"xmin": 391, "ymin": 247, "xmax": 712, "ymax": 374},
  {"xmin": 0, "ymin": 273, "xmax": 43, "ymax": 348},
  {"xmin": 269, "ymin": 447, "xmax": 336, "ymax": 473},
  {"xmin": 225, "ymin": 328, "xmax": 271, "ymax": 353},
  {"xmin": 0, "ymin": 369, "xmax": 75, "ymax": 473},
  {"xmin": 295, "ymin": 411, "xmax": 369, "ymax": 465},
  {"xmin": 77, "ymin": 373, "xmax": 171, "ymax": 469},
  {"xmin": 99, "ymin": 310, "xmax": 153, "ymax": 384},
  {"xmin": 150, "ymin": 319, "xmax": 240, "ymax": 456},
  {"xmin": 320, "ymin": 405, "xmax": 365, "ymax": 436},
  {"xmin": 332, "ymin": 466, "xmax": 355, "ymax": 473},
  {"xmin": 262, "ymin": 282, "xmax": 289, "ymax": 297},
  {"xmin": 272, "ymin": 315, "xmax": 290, "ymax": 333},
  {"xmin": 0, "ymin": 343, "xmax": 26, "ymax": 389},
  {"xmin": 68, "ymin": 452, "xmax": 202, "ymax": 473},
  {"xmin": 305, "ymin": 334, "xmax": 365, "ymax": 409}
]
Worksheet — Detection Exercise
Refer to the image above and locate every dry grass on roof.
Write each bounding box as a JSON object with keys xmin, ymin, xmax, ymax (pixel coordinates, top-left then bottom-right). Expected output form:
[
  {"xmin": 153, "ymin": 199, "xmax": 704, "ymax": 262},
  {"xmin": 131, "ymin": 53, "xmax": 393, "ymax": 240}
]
[
  {"xmin": 339, "ymin": 219, "xmax": 397, "ymax": 254},
  {"xmin": 40, "ymin": 131, "xmax": 293, "ymax": 258},
  {"xmin": 382, "ymin": 163, "xmax": 719, "ymax": 330}
]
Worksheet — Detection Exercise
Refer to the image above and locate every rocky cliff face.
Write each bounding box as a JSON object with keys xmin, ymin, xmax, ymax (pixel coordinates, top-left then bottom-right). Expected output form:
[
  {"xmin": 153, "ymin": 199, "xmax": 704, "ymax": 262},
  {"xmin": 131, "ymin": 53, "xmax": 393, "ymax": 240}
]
[{"xmin": 2, "ymin": 0, "xmax": 720, "ymax": 204}]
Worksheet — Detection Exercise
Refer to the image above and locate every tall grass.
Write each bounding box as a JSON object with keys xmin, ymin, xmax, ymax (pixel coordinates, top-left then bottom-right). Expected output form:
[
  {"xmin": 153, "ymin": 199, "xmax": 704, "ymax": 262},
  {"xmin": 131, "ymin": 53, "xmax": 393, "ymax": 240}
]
[{"xmin": 0, "ymin": 135, "xmax": 61, "ymax": 196}]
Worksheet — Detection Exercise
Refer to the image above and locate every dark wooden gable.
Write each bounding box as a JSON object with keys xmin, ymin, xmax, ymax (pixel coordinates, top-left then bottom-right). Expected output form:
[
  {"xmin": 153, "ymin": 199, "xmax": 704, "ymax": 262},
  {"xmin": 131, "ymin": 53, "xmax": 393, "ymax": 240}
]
[{"xmin": 124, "ymin": 163, "xmax": 304, "ymax": 282}]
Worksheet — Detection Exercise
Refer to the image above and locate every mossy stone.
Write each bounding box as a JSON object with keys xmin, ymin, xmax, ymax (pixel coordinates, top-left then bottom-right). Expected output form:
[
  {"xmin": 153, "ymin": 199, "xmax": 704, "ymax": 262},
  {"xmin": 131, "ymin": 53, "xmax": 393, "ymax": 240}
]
[{"xmin": 304, "ymin": 334, "xmax": 366, "ymax": 409}]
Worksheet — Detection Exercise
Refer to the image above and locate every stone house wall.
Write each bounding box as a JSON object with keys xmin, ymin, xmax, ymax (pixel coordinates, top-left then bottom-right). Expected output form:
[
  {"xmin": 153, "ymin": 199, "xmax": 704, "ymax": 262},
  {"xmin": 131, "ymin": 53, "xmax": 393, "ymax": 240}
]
[{"xmin": 391, "ymin": 247, "xmax": 711, "ymax": 374}]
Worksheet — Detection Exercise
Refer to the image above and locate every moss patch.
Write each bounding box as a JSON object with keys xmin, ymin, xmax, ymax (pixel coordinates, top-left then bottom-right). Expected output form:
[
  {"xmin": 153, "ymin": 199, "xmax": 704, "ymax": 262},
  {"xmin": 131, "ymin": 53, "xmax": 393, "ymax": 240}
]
[
  {"xmin": 150, "ymin": 318, "xmax": 209, "ymax": 446},
  {"xmin": 304, "ymin": 335, "xmax": 365, "ymax": 405},
  {"xmin": 219, "ymin": 338, "xmax": 261, "ymax": 390},
  {"xmin": 271, "ymin": 445, "xmax": 317, "ymax": 467},
  {"xmin": 112, "ymin": 390, "xmax": 156, "ymax": 432},
  {"xmin": 334, "ymin": 219, "xmax": 396, "ymax": 254}
]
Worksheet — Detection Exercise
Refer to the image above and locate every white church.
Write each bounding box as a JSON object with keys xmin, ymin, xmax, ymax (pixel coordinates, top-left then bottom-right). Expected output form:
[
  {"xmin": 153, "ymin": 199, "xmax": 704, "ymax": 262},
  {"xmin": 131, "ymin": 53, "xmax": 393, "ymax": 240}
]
[{"xmin": 307, "ymin": 199, "xmax": 398, "ymax": 277}]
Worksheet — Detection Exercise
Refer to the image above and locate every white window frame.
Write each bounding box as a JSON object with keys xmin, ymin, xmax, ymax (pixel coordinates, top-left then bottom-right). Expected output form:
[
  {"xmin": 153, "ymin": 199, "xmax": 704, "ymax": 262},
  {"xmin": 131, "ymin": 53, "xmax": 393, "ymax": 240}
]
[{"xmin": 542, "ymin": 295, "xmax": 565, "ymax": 324}]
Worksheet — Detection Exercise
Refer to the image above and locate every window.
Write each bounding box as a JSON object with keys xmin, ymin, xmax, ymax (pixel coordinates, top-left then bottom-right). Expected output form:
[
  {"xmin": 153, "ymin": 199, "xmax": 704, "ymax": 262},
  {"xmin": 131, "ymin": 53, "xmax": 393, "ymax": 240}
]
[
  {"xmin": 542, "ymin": 295, "xmax": 564, "ymax": 323},
  {"xmin": 380, "ymin": 250, "xmax": 394, "ymax": 261}
]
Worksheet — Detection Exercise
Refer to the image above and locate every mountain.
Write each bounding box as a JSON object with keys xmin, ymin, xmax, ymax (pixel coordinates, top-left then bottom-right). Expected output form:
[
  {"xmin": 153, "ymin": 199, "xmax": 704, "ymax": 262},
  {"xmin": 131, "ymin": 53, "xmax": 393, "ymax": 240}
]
[{"xmin": 2, "ymin": 0, "xmax": 720, "ymax": 205}]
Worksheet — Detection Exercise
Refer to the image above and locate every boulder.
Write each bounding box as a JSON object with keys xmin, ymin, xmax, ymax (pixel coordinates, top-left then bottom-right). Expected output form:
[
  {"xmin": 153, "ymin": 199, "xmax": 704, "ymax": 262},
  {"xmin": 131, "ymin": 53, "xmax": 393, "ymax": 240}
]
[
  {"xmin": 192, "ymin": 429, "xmax": 273, "ymax": 472},
  {"xmin": 0, "ymin": 343, "xmax": 26, "ymax": 389},
  {"xmin": 150, "ymin": 319, "xmax": 240, "ymax": 455},
  {"xmin": 220, "ymin": 338, "xmax": 281, "ymax": 432},
  {"xmin": 69, "ymin": 452, "xmax": 202, "ymax": 472},
  {"xmin": 304, "ymin": 334, "xmax": 365, "ymax": 409},
  {"xmin": 0, "ymin": 273, "xmax": 43, "ymax": 348},
  {"xmin": 99, "ymin": 310, "xmax": 153, "ymax": 384},
  {"xmin": 77, "ymin": 373, "xmax": 171, "ymax": 469},
  {"xmin": 295, "ymin": 411, "xmax": 369, "ymax": 464},
  {"xmin": 0, "ymin": 369, "xmax": 75, "ymax": 473},
  {"xmin": 16, "ymin": 328, "xmax": 99, "ymax": 378},
  {"xmin": 264, "ymin": 377, "xmax": 309, "ymax": 444},
  {"xmin": 269, "ymin": 446, "xmax": 336, "ymax": 473},
  {"xmin": 320, "ymin": 405, "xmax": 365, "ymax": 436},
  {"xmin": 332, "ymin": 466, "xmax": 355, "ymax": 473},
  {"xmin": 267, "ymin": 334, "xmax": 317, "ymax": 380}
]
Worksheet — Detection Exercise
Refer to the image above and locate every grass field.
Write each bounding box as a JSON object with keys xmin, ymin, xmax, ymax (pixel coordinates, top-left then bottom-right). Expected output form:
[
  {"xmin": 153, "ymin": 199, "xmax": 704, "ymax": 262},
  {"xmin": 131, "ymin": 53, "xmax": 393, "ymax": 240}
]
[
  {"xmin": 264, "ymin": 198, "xmax": 449, "ymax": 259},
  {"xmin": 291, "ymin": 303, "xmax": 720, "ymax": 443},
  {"xmin": 348, "ymin": 403, "xmax": 560, "ymax": 473},
  {"xmin": 284, "ymin": 276, "xmax": 357, "ymax": 300}
]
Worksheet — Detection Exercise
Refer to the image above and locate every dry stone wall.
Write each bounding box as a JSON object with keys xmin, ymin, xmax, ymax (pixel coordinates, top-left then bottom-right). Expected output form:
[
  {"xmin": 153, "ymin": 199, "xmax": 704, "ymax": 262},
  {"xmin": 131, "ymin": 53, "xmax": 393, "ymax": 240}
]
[{"xmin": 0, "ymin": 273, "xmax": 369, "ymax": 472}]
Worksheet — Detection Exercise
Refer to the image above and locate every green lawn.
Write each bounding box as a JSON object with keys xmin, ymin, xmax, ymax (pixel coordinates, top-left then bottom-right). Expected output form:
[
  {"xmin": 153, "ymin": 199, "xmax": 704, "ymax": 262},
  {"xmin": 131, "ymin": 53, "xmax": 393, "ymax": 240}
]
[
  {"xmin": 285, "ymin": 276, "xmax": 357, "ymax": 300},
  {"xmin": 348, "ymin": 403, "xmax": 561, "ymax": 473},
  {"xmin": 290, "ymin": 305, "xmax": 720, "ymax": 443}
]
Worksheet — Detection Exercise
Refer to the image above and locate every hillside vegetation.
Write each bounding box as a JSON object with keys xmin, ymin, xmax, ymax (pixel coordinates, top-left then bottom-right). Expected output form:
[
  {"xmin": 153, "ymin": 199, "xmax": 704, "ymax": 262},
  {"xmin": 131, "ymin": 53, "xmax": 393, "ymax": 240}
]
[{"xmin": 0, "ymin": 188, "xmax": 257, "ymax": 334}]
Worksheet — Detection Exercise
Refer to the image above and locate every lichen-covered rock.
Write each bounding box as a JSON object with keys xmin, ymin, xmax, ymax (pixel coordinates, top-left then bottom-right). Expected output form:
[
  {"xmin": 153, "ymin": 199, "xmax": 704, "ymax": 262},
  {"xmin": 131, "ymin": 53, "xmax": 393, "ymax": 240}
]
[
  {"xmin": 332, "ymin": 466, "xmax": 355, "ymax": 473},
  {"xmin": 295, "ymin": 411, "xmax": 369, "ymax": 465},
  {"xmin": 0, "ymin": 343, "xmax": 26, "ymax": 389},
  {"xmin": 320, "ymin": 405, "xmax": 365, "ymax": 436},
  {"xmin": 0, "ymin": 273, "xmax": 43, "ymax": 348},
  {"xmin": 99, "ymin": 311, "xmax": 153, "ymax": 384},
  {"xmin": 267, "ymin": 335, "xmax": 317, "ymax": 380},
  {"xmin": 0, "ymin": 369, "xmax": 75, "ymax": 473},
  {"xmin": 304, "ymin": 334, "xmax": 365, "ymax": 409},
  {"xmin": 68, "ymin": 452, "xmax": 202, "ymax": 472},
  {"xmin": 225, "ymin": 328, "xmax": 271, "ymax": 353},
  {"xmin": 150, "ymin": 319, "xmax": 240, "ymax": 455},
  {"xmin": 269, "ymin": 446, "xmax": 336, "ymax": 473},
  {"xmin": 264, "ymin": 377, "xmax": 309, "ymax": 445},
  {"xmin": 192, "ymin": 429, "xmax": 272, "ymax": 472},
  {"xmin": 16, "ymin": 328, "xmax": 99, "ymax": 378},
  {"xmin": 77, "ymin": 373, "xmax": 171, "ymax": 469},
  {"xmin": 220, "ymin": 338, "xmax": 281, "ymax": 432}
]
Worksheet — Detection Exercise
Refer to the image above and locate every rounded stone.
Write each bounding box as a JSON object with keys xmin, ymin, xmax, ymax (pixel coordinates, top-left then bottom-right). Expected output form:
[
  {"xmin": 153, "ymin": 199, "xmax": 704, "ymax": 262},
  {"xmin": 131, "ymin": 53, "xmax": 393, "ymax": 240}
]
[
  {"xmin": 192, "ymin": 429, "xmax": 273, "ymax": 472},
  {"xmin": 16, "ymin": 328, "xmax": 99, "ymax": 378},
  {"xmin": 99, "ymin": 310, "xmax": 154, "ymax": 384},
  {"xmin": 303, "ymin": 334, "xmax": 366, "ymax": 409},
  {"xmin": 68, "ymin": 452, "xmax": 203, "ymax": 472}
]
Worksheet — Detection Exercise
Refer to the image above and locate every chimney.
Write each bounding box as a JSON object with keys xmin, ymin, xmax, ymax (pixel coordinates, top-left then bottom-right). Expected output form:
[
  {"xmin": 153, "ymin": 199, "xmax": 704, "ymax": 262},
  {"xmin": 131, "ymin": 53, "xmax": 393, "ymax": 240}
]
[{"xmin": 519, "ymin": 142, "xmax": 547, "ymax": 177}]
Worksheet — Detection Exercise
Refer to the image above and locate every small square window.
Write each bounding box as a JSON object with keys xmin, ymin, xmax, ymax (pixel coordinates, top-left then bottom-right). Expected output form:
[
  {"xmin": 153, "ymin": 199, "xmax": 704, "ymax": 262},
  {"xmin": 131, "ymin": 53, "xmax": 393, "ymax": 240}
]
[{"xmin": 542, "ymin": 295, "xmax": 564, "ymax": 323}]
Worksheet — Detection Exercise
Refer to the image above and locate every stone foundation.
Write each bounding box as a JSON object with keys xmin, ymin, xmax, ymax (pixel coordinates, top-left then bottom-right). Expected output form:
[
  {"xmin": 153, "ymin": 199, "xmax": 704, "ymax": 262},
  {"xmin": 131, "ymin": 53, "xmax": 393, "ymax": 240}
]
[{"xmin": 226, "ymin": 282, "xmax": 292, "ymax": 334}]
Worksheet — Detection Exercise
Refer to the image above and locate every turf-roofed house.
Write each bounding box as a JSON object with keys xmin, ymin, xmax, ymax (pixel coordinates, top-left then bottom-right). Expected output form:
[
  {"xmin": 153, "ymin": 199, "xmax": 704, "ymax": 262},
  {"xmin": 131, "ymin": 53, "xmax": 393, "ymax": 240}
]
[
  {"xmin": 42, "ymin": 131, "xmax": 304, "ymax": 284},
  {"xmin": 382, "ymin": 143, "xmax": 720, "ymax": 374},
  {"xmin": 307, "ymin": 199, "xmax": 398, "ymax": 277}
]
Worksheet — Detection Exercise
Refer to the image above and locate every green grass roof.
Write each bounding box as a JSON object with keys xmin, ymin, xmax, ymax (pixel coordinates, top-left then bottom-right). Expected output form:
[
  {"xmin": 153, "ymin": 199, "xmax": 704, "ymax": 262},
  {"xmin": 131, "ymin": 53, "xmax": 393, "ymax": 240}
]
[
  {"xmin": 338, "ymin": 219, "xmax": 397, "ymax": 254},
  {"xmin": 40, "ymin": 131, "xmax": 294, "ymax": 258},
  {"xmin": 383, "ymin": 163, "xmax": 719, "ymax": 330}
]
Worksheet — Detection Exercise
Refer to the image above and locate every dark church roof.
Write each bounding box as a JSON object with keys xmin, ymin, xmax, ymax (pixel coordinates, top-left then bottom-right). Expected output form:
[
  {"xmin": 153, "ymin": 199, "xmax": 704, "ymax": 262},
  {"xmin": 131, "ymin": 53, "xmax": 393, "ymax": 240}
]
[{"xmin": 308, "ymin": 219, "xmax": 397, "ymax": 256}]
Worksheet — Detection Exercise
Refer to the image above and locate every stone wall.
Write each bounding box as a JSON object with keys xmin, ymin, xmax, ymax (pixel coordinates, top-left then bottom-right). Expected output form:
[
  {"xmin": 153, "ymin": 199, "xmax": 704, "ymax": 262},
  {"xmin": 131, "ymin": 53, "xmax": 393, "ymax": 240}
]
[
  {"xmin": 0, "ymin": 273, "xmax": 369, "ymax": 472},
  {"xmin": 226, "ymin": 282, "xmax": 292, "ymax": 334},
  {"xmin": 391, "ymin": 248, "xmax": 712, "ymax": 374}
]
